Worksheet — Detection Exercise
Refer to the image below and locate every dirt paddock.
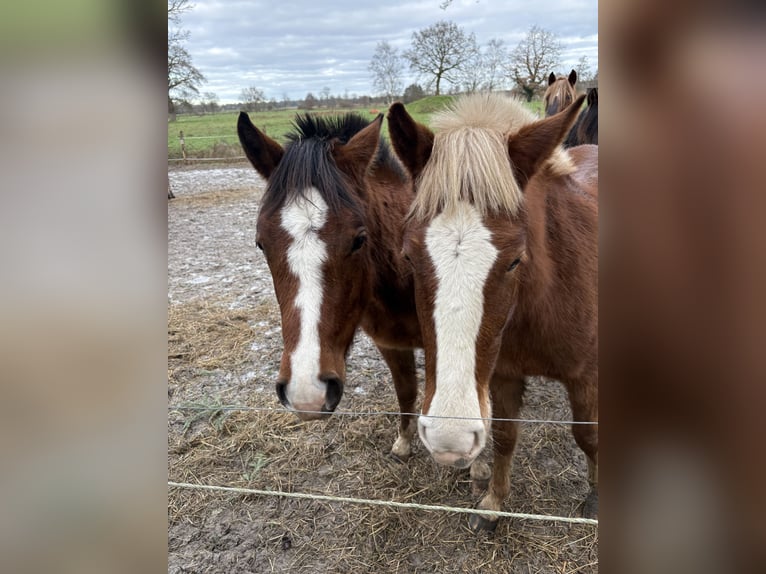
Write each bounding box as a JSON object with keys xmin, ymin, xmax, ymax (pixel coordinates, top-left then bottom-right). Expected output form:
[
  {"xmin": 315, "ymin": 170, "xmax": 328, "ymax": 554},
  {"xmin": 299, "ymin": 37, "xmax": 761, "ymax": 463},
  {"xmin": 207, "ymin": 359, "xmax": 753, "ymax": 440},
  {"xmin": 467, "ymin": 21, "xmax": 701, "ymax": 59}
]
[{"xmin": 167, "ymin": 165, "xmax": 598, "ymax": 573}]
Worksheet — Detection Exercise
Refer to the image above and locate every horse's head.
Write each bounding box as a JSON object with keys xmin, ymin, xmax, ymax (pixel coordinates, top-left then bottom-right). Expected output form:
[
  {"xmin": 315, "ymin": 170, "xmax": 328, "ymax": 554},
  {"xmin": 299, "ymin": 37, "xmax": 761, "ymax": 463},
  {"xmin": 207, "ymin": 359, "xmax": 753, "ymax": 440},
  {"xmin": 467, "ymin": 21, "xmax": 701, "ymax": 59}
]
[
  {"xmin": 544, "ymin": 69, "xmax": 577, "ymax": 116},
  {"xmin": 238, "ymin": 112, "xmax": 383, "ymax": 420},
  {"xmin": 388, "ymin": 94, "xmax": 583, "ymax": 467}
]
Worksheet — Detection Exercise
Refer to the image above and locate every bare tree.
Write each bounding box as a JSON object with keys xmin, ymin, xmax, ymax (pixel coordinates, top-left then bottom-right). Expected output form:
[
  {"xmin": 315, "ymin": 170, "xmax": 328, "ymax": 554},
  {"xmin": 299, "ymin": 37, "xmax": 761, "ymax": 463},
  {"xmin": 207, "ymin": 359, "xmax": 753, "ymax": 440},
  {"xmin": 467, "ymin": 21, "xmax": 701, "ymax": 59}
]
[
  {"xmin": 457, "ymin": 38, "xmax": 508, "ymax": 94},
  {"xmin": 168, "ymin": 0, "xmax": 190, "ymax": 18},
  {"xmin": 240, "ymin": 86, "xmax": 265, "ymax": 112},
  {"xmin": 200, "ymin": 92, "xmax": 220, "ymax": 114},
  {"xmin": 507, "ymin": 25, "xmax": 563, "ymax": 101},
  {"xmin": 369, "ymin": 41, "xmax": 404, "ymax": 104},
  {"xmin": 575, "ymin": 55, "xmax": 595, "ymax": 83},
  {"xmin": 319, "ymin": 86, "xmax": 332, "ymax": 108},
  {"xmin": 303, "ymin": 93, "xmax": 317, "ymax": 110},
  {"xmin": 482, "ymin": 38, "xmax": 508, "ymax": 92},
  {"xmin": 456, "ymin": 42, "xmax": 483, "ymax": 94},
  {"xmin": 168, "ymin": 0, "xmax": 205, "ymax": 120},
  {"xmin": 403, "ymin": 20, "xmax": 479, "ymax": 96}
]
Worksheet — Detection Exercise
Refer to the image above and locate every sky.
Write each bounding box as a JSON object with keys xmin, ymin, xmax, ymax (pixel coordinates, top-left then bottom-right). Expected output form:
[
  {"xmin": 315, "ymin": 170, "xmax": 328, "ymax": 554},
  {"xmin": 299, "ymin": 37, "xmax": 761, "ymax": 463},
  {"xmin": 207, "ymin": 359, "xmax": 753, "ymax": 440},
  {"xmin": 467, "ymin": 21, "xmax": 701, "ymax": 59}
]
[{"xmin": 176, "ymin": 0, "xmax": 598, "ymax": 104}]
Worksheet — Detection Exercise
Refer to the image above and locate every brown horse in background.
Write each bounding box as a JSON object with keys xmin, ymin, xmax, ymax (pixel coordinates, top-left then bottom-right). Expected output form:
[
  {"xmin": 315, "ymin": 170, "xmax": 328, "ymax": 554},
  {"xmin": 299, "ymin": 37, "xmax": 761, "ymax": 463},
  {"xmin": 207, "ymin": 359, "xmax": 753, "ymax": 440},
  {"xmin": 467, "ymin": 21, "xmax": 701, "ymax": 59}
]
[
  {"xmin": 388, "ymin": 93, "xmax": 598, "ymax": 531},
  {"xmin": 565, "ymin": 87, "xmax": 599, "ymax": 147},
  {"xmin": 237, "ymin": 112, "xmax": 423, "ymax": 461},
  {"xmin": 543, "ymin": 69, "xmax": 577, "ymax": 117}
]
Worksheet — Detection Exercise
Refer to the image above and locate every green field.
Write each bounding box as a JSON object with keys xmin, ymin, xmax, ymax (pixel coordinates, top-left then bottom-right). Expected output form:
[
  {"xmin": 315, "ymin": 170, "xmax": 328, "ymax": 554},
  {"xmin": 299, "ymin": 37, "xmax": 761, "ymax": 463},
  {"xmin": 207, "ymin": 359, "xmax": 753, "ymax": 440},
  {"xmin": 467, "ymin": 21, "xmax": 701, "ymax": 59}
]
[{"xmin": 168, "ymin": 96, "xmax": 545, "ymax": 160}]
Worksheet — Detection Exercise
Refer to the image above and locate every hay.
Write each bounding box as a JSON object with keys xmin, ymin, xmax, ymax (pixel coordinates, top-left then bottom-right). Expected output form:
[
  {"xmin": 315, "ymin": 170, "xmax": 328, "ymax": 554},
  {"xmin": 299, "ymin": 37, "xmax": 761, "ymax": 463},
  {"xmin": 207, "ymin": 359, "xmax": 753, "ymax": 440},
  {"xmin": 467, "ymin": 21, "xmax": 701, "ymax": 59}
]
[
  {"xmin": 168, "ymin": 298, "xmax": 263, "ymax": 384},
  {"xmin": 168, "ymin": 380, "xmax": 598, "ymax": 572}
]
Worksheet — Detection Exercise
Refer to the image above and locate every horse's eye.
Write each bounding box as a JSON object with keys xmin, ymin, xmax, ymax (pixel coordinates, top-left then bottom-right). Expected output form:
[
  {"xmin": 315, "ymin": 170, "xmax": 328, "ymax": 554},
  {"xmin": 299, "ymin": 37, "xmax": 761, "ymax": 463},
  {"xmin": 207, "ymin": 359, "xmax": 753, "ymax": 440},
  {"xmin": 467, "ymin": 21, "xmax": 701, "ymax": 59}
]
[
  {"xmin": 508, "ymin": 258, "xmax": 521, "ymax": 272},
  {"xmin": 351, "ymin": 231, "xmax": 367, "ymax": 253}
]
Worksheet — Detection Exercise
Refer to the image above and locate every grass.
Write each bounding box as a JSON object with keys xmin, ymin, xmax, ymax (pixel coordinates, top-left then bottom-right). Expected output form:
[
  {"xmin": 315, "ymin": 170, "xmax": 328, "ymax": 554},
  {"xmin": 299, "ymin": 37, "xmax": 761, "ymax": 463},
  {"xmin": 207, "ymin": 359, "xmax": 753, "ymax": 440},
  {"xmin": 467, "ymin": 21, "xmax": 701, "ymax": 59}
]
[
  {"xmin": 169, "ymin": 109, "xmax": 297, "ymax": 159},
  {"xmin": 168, "ymin": 95, "xmax": 546, "ymax": 160},
  {"xmin": 403, "ymin": 95, "xmax": 456, "ymax": 115}
]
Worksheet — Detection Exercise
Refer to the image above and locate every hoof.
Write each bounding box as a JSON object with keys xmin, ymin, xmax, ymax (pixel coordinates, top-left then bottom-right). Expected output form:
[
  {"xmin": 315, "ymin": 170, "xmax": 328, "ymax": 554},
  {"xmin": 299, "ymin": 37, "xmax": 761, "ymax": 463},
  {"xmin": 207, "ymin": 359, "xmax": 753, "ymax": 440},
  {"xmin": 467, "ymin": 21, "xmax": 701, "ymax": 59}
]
[
  {"xmin": 389, "ymin": 450, "xmax": 411, "ymax": 464},
  {"xmin": 390, "ymin": 436, "xmax": 412, "ymax": 463},
  {"xmin": 469, "ymin": 512, "xmax": 498, "ymax": 532},
  {"xmin": 581, "ymin": 489, "xmax": 598, "ymax": 519}
]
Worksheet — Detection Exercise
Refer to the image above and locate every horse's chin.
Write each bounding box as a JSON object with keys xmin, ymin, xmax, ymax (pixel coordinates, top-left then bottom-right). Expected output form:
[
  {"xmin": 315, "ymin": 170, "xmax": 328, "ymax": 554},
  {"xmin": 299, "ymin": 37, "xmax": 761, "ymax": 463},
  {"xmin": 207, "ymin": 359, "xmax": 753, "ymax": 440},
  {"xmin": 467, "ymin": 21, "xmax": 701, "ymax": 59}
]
[
  {"xmin": 293, "ymin": 410, "xmax": 332, "ymax": 422},
  {"xmin": 290, "ymin": 404, "xmax": 337, "ymax": 422}
]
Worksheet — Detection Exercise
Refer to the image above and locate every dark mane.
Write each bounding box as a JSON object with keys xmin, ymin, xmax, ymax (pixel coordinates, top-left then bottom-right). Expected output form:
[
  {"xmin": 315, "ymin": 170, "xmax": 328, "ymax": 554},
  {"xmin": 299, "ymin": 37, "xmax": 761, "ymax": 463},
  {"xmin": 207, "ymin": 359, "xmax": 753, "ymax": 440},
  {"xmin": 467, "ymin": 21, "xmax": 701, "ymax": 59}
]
[
  {"xmin": 260, "ymin": 112, "xmax": 404, "ymax": 216},
  {"xmin": 564, "ymin": 88, "xmax": 598, "ymax": 147},
  {"xmin": 288, "ymin": 112, "xmax": 366, "ymax": 143}
]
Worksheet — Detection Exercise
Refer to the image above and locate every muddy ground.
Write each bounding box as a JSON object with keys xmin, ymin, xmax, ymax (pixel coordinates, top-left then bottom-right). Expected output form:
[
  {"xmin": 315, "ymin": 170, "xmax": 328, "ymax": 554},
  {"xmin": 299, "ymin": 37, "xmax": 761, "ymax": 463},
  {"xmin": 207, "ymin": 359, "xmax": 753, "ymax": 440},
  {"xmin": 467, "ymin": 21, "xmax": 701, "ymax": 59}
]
[{"xmin": 167, "ymin": 163, "xmax": 598, "ymax": 573}]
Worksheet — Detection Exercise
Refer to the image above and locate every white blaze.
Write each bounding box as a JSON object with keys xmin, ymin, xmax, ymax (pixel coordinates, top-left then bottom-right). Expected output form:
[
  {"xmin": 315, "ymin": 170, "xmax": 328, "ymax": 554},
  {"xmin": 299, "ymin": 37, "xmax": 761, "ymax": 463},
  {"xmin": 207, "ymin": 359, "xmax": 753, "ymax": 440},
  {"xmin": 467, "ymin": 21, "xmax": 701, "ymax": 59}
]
[
  {"xmin": 279, "ymin": 187, "xmax": 328, "ymax": 408},
  {"xmin": 420, "ymin": 202, "xmax": 497, "ymax": 451}
]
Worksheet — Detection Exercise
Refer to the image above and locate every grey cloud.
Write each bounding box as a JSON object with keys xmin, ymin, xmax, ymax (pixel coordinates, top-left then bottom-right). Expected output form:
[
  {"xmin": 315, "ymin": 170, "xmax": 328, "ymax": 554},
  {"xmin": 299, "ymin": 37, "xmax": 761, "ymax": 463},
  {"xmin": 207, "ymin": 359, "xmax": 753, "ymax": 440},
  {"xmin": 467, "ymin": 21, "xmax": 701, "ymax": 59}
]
[{"xmin": 177, "ymin": 0, "xmax": 597, "ymax": 102}]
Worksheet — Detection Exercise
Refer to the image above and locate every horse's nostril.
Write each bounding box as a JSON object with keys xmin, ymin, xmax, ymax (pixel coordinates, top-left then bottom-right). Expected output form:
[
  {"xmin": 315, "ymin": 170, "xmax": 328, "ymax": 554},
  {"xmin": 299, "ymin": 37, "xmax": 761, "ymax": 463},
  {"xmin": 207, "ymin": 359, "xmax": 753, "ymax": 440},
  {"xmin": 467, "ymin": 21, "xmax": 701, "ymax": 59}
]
[
  {"xmin": 275, "ymin": 381, "xmax": 289, "ymax": 407},
  {"xmin": 322, "ymin": 376, "xmax": 343, "ymax": 411},
  {"xmin": 472, "ymin": 431, "xmax": 483, "ymax": 454}
]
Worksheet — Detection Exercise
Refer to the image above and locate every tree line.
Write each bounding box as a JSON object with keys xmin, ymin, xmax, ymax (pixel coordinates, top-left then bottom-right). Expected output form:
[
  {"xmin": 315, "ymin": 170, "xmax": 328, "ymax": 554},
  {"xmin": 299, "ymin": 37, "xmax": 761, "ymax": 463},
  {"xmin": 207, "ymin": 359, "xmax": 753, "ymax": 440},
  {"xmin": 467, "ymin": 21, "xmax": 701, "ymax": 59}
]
[{"xmin": 371, "ymin": 21, "xmax": 596, "ymax": 103}]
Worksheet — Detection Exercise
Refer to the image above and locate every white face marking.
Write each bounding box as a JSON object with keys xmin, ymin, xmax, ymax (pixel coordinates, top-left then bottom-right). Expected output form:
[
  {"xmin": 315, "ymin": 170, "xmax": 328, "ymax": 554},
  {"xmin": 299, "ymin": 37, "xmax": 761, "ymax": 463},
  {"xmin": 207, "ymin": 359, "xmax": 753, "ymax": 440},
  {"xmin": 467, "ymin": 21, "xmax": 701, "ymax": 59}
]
[
  {"xmin": 279, "ymin": 187, "xmax": 328, "ymax": 409},
  {"xmin": 420, "ymin": 202, "xmax": 497, "ymax": 447}
]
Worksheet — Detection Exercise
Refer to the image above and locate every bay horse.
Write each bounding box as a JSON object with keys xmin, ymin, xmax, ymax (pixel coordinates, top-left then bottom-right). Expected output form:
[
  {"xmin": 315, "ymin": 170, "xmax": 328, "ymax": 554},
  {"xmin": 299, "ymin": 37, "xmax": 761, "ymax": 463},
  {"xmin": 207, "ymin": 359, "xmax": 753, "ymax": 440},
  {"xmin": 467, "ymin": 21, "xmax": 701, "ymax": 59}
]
[
  {"xmin": 237, "ymin": 111, "xmax": 423, "ymax": 461},
  {"xmin": 387, "ymin": 93, "xmax": 598, "ymax": 530},
  {"xmin": 565, "ymin": 87, "xmax": 599, "ymax": 147},
  {"xmin": 543, "ymin": 69, "xmax": 577, "ymax": 117}
]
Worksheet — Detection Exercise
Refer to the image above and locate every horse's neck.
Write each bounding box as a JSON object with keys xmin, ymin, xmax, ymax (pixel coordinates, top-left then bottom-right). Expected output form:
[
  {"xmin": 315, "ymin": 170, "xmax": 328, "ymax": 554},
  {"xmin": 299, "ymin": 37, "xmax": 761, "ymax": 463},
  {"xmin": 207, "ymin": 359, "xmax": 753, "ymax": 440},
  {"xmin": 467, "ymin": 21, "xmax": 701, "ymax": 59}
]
[
  {"xmin": 365, "ymin": 175, "xmax": 413, "ymax": 287},
  {"xmin": 520, "ymin": 168, "xmax": 596, "ymax": 309},
  {"xmin": 520, "ymin": 190, "xmax": 551, "ymax": 299},
  {"xmin": 520, "ymin": 177, "xmax": 567, "ymax": 303},
  {"xmin": 357, "ymin": 174, "xmax": 421, "ymax": 347}
]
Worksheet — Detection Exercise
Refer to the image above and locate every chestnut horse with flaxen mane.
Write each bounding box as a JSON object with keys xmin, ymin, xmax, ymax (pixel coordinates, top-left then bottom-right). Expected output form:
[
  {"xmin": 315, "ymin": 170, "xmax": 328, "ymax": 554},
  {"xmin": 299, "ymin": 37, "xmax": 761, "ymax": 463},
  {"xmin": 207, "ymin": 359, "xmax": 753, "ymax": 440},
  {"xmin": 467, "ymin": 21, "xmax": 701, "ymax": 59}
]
[
  {"xmin": 387, "ymin": 93, "xmax": 598, "ymax": 531},
  {"xmin": 543, "ymin": 69, "xmax": 577, "ymax": 117}
]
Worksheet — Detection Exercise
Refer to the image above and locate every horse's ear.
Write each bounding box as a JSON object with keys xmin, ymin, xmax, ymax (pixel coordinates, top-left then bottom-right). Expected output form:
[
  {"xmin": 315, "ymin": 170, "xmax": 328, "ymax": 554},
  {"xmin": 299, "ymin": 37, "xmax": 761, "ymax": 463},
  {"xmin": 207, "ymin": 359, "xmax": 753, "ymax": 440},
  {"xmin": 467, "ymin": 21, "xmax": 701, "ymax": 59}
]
[
  {"xmin": 587, "ymin": 87, "xmax": 598, "ymax": 106},
  {"xmin": 237, "ymin": 112, "xmax": 284, "ymax": 180},
  {"xmin": 387, "ymin": 102, "xmax": 434, "ymax": 181},
  {"xmin": 508, "ymin": 94, "xmax": 585, "ymax": 186},
  {"xmin": 548, "ymin": 72, "xmax": 556, "ymax": 86},
  {"xmin": 568, "ymin": 69, "xmax": 577, "ymax": 87},
  {"xmin": 332, "ymin": 113, "xmax": 383, "ymax": 179}
]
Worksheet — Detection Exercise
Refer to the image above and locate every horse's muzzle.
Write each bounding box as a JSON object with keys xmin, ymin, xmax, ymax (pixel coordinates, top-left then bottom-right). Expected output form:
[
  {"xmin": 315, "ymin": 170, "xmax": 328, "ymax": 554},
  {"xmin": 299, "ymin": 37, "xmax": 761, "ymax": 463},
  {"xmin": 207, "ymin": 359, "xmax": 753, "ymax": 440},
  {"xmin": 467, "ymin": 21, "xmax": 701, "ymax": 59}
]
[
  {"xmin": 276, "ymin": 375, "xmax": 344, "ymax": 421},
  {"xmin": 418, "ymin": 415, "xmax": 486, "ymax": 468}
]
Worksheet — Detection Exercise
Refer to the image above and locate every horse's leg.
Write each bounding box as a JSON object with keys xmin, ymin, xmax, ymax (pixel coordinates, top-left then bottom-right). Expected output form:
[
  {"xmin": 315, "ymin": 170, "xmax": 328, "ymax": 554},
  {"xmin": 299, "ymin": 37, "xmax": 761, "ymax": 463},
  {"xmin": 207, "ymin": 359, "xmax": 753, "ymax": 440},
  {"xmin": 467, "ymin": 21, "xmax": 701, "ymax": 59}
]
[
  {"xmin": 376, "ymin": 346, "xmax": 418, "ymax": 462},
  {"xmin": 469, "ymin": 374, "xmax": 525, "ymax": 532},
  {"xmin": 469, "ymin": 457, "xmax": 492, "ymax": 496},
  {"xmin": 564, "ymin": 371, "xmax": 599, "ymax": 518}
]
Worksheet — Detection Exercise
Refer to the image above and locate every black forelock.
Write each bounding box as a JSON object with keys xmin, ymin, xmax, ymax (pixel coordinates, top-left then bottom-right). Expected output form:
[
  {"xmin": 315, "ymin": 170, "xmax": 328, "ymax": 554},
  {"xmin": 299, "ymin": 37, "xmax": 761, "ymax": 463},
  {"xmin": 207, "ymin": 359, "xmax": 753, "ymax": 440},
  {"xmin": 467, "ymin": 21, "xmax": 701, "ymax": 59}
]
[
  {"xmin": 259, "ymin": 112, "xmax": 404, "ymax": 217},
  {"xmin": 289, "ymin": 112, "xmax": 405, "ymax": 180},
  {"xmin": 288, "ymin": 112, "xmax": 372, "ymax": 145}
]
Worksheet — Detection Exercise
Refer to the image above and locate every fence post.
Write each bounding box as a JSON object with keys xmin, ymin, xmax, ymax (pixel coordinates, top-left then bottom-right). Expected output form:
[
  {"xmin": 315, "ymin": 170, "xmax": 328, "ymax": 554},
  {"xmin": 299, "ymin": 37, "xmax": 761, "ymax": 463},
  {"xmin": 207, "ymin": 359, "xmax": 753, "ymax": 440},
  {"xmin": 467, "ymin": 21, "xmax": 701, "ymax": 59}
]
[{"xmin": 179, "ymin": 131, "xmax": 186, "ymax": 163}]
